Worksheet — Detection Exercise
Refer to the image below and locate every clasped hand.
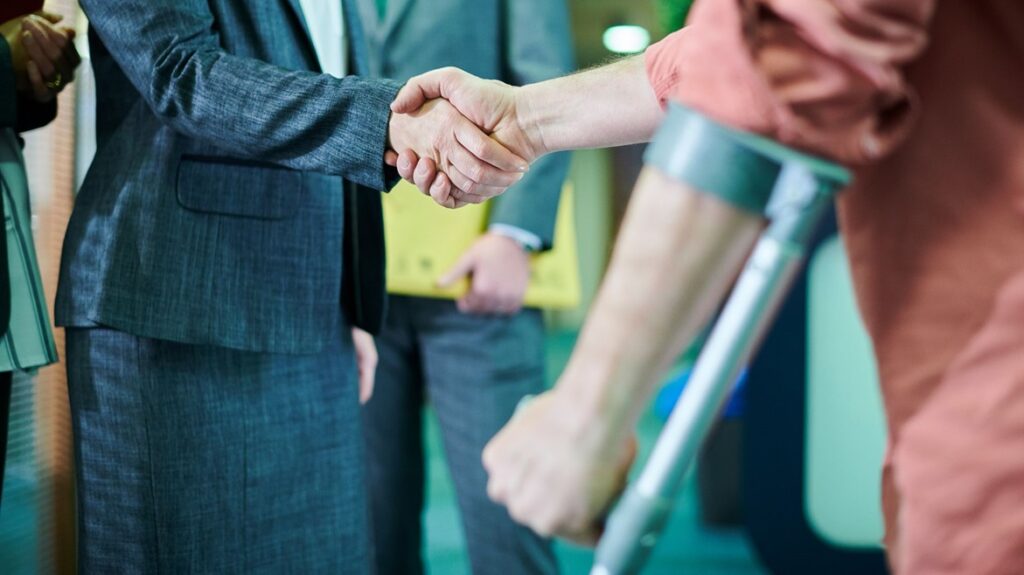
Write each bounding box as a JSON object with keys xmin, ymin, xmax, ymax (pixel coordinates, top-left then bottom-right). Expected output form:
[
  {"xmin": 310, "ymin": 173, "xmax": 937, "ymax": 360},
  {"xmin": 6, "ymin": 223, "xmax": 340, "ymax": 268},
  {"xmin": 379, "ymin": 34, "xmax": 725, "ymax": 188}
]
[
  {"xmin": 386, "ymin": 67, "xmax": 545, "ymax": 208},
  {"xmin": 1, "ymin": 11, "xmax": 81, "ymax": 103}
]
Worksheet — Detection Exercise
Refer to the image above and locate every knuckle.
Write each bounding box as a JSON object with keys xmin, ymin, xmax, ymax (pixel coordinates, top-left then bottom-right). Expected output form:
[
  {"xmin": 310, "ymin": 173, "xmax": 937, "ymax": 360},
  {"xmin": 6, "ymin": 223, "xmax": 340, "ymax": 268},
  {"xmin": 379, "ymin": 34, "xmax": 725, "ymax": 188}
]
[{"xmin": 465, "ymin": 163, "xmax": 485, "ymax": 183}]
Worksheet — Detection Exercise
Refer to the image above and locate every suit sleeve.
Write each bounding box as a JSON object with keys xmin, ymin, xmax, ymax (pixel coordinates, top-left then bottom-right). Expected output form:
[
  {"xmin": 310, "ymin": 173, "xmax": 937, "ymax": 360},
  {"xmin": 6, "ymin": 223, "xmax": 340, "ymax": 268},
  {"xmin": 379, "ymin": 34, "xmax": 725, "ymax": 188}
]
[
  {"xmin": 487, "ymin": 0, "xmax": 575, "ymax": 250},
  {"xmin": 646, "ymin": 0, "xmax": 937, "ymax": 165},
  {"xmin": 80, "ymin": 0, "xmax": 401, "ymax": 190}
]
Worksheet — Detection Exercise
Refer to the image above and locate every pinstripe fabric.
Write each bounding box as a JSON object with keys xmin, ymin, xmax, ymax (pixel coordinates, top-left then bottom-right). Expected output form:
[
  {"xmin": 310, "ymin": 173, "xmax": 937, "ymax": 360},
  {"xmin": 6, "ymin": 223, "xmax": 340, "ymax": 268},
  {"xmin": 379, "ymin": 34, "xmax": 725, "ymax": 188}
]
[
  {"xmin": 67, "ymin": 324, "xmax": 370, "ymax": 574},
  {"xmin": 57, "ymin": 0, "xmax": 401, "ymax": 353},
  {"xmin": 363, "ymin": 297, "xmax": 557, "ymax": 575},
  {"xmin": 0, "ymin": 129, "xmax": 57, "ymax": 373}
]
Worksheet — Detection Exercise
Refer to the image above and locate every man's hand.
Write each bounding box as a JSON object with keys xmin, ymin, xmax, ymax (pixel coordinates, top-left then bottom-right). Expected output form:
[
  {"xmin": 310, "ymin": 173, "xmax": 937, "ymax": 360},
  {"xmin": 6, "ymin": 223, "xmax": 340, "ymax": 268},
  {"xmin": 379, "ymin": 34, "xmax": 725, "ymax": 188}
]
[
  {"xmin": 388, "ymin": 68, "xmax": 548, "ymax": 203},
  {"xmin": 352, "ymin": 327, "xmax": 378, "ymax": 405},
  {"xmin": 437, "ymin": 232, "xmax": 531, "ymax": 316},
  {"xmin": 483, "ymin": 389, "xmax": 637, "ymax": 544},
  {"xmin": 1, "ymin": 12, "xmax": 80, "ymax": 102},
  {"xmin": 387, "ymin": 97, "xmax": 529, "ymax": 209}
]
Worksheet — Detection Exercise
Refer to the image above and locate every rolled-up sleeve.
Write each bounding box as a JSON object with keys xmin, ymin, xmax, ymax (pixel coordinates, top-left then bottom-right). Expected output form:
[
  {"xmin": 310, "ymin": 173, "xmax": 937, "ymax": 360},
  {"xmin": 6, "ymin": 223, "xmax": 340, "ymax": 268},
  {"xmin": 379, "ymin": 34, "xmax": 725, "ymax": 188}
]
[{"xmin": 645, "ymin": 0, "xmax": 936, "ymax": 165}]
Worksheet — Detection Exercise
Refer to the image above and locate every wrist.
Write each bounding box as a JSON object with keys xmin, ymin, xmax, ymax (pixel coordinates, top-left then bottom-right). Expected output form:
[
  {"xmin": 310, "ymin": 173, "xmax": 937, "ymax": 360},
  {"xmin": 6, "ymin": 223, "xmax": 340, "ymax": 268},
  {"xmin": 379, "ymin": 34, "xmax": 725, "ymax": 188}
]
[
  {"xmin": 556, "ymin": 329, "xmax": 648, "ymax": 441},
  {"xmin": 513, "ymin": 85, "xmax": 551, "ymax": 159}
]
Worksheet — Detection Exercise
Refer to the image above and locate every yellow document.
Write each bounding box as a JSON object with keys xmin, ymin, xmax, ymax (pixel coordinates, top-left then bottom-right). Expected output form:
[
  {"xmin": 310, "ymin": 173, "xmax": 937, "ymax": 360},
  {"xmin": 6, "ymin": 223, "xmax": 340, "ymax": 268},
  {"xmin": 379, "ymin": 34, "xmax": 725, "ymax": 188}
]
[{"xmin": 383, "ymin": 180, "xmax": 581, "ymax": 310}]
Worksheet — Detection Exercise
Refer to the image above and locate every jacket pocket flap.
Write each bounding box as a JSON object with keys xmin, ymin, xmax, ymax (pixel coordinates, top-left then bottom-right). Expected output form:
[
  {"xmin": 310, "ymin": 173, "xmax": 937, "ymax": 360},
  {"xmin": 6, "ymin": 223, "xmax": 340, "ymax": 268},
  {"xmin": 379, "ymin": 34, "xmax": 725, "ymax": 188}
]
[{"xmin": 176, "ymin": 156, "xmax": 303, "ymax": 220}]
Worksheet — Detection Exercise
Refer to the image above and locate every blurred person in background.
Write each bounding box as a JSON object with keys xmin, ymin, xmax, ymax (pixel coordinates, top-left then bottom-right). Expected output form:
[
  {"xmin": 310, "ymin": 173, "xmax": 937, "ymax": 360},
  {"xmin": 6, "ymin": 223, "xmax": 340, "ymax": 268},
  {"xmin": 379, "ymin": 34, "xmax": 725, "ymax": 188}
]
[
  {"xmin": 0, "ymin": 7, "xmax": 79, "ymax": 513},
  {"xmin": 356, "ymin": 0, "xmax": 573, "ymax": 573},
  {"xmin": 391, "ymin": 0, "xmax": 1024, "ymax": 572}
]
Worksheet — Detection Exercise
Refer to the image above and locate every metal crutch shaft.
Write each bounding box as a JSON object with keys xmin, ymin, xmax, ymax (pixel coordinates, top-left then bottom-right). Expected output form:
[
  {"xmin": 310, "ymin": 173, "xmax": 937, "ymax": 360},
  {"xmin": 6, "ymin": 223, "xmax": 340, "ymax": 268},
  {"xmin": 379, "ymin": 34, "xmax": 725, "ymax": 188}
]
[{"xmin": 592, "ymin": 108, "xmax": 850, "ymax": 575}]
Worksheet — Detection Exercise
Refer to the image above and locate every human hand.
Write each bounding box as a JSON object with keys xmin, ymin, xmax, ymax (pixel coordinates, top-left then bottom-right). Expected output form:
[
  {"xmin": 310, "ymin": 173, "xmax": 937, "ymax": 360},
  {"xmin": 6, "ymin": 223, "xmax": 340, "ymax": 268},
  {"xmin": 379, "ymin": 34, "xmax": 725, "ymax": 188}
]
[
  {"xmin": 388, "ymin": 68, "xmax": 548, "ymax": 203},
  {"xmin": 437, "ymin": 232, "xmax": 531, "ymax": 316},
  {"xmin": 9, "ymin": 12, "xmax": 81, "ymax": 102},
  {"xmin": 387, "ymin": 97, "xmax": 529, "ymax": 209},
  {"xmin": 352, "ymin": 327, "xmax": 378, "ymax": 405},
  {"xmin": 483, "ymin": 389, "xmax": 638, "ymax": 545}
]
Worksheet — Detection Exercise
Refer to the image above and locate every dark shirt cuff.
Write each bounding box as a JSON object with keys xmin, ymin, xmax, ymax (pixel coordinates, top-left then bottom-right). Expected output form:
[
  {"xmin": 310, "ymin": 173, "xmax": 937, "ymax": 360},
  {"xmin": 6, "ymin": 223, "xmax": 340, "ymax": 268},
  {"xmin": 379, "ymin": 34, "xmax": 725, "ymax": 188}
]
[{"xmin": 0, "ymin": 38, "xmax": 17, "ymax": 128}]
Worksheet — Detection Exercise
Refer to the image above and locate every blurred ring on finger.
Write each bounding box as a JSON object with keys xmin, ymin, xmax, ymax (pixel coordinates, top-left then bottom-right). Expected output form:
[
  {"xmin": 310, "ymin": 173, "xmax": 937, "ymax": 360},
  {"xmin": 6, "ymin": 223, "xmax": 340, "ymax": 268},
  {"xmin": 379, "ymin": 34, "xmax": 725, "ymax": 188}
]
[{"xmin": 45, "ymin": 71, "xmax": 63, "ymax": 91}]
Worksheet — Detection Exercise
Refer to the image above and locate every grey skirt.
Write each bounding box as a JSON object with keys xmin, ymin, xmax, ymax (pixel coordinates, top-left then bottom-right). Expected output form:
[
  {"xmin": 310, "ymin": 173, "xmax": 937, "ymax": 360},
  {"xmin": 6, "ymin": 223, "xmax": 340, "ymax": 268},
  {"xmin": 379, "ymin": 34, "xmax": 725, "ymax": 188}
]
[{"xmin": 66, "ymin": 325, "xmax": 369, "ymax": 574}]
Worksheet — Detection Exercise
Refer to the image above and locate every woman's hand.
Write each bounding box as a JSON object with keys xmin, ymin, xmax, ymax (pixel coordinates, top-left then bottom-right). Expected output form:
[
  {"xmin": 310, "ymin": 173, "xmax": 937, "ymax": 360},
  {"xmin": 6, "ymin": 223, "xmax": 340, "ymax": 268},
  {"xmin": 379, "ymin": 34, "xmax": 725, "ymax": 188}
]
[{"xmin": 19, "ymin": 12, "xmax": 81, "ymax": 102}]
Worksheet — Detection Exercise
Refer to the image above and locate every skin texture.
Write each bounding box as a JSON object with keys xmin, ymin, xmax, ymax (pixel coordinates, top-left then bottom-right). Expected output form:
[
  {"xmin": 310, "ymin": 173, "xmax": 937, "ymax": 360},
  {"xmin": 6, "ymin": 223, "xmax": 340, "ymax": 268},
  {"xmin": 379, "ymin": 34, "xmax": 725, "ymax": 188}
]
[
  {"xmin": 387, "ymin": 98, "xmax": 529, "ymax": 209},
  {"xmin": 388, "ymin": 58, "xmax": 663, "ymax": 204},
  {"xmin": 387, "ymin": 62, "xmax": 764, "ymax": 541},
  {"xmin": 483, "ymin": 169, "xmax": 762, "ymax": 541},
  {"xmin": 1, "ymin": 12, "xmax": 80, "ymax": 102},
  {"xmin": 352, "ymin": 327, "xmax": 378, "ymax": 404},
  {"xmin": 438, "ymin": 232, "xmax": 531, "ymax": 316}
]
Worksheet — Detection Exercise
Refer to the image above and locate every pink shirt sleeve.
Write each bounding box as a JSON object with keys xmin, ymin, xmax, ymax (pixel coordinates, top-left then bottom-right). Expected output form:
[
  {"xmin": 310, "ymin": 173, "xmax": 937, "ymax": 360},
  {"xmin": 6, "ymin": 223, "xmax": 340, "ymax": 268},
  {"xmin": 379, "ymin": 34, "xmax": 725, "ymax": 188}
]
[{"xmin": 645, "ymin": 0, "xmax": 936, "ymax": 165}]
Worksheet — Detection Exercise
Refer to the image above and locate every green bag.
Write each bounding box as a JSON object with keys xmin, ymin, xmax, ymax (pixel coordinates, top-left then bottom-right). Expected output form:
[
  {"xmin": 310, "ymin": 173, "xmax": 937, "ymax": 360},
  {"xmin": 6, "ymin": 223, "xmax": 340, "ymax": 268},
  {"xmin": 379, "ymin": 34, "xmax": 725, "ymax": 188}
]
[{"xmin": 0, "ymin": 128, "xmax": 57, "ymax": 373}]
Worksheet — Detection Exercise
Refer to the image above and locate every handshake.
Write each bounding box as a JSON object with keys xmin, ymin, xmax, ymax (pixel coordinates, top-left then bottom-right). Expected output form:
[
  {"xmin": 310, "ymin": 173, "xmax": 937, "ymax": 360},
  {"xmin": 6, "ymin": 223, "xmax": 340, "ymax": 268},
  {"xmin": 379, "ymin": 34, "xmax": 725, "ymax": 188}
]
[{"xmin": 385, "ymin": 68, "xmax": 545, "ymax": 209}]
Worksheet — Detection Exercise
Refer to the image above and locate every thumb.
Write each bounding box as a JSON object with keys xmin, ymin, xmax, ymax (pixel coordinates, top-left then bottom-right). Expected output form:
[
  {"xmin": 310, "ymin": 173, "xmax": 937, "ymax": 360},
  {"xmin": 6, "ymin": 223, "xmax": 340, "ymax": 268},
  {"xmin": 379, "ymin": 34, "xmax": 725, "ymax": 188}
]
[
  {"xmin": 36, "ymin": 10, "xmax": 64, "ymax": 24},
  {"xmin": 437, "ymin": 249, "xmax": 476, "ymax": 288},
  {"xmin": 391, "ymin": 68, "xmax": 461, "ymax": 114}
]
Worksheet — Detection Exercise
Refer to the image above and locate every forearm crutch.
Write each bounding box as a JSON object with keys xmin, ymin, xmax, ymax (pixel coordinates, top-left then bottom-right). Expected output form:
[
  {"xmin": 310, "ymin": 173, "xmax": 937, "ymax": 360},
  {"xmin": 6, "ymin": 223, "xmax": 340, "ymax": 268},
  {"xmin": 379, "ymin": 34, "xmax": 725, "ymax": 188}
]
[{"xmin": 592, "ymin": 105, "xmax": 850, "ymax": 575}]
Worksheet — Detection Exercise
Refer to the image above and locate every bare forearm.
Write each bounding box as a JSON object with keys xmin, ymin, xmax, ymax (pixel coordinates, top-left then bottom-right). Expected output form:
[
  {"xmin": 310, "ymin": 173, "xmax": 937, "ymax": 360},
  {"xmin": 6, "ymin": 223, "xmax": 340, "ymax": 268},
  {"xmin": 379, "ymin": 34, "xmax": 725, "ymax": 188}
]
[
  {"xmin": 517, "ymin": 56, "xmax": 664, "ymax": 154},
  {"xmin": 558, "ymin": 167, "xmax": 763, "ymax": 435}
]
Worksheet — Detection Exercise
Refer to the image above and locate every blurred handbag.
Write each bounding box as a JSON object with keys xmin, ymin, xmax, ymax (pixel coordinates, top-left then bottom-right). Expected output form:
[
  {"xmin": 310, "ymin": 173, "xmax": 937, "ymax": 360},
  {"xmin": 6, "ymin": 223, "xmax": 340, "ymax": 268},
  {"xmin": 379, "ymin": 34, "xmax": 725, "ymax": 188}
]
[{"xmin": 0, "ymin": 128, "xmax": 57, "ymax": 372}]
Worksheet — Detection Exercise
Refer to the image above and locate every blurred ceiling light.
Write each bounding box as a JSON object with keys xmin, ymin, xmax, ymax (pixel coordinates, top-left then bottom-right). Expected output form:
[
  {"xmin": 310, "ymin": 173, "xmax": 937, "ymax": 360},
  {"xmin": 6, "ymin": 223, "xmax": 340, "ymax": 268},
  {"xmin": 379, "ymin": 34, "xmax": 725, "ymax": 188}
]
[{"xmin": 602, "ymin": 24, "xmax": 651, "ymax": 54}]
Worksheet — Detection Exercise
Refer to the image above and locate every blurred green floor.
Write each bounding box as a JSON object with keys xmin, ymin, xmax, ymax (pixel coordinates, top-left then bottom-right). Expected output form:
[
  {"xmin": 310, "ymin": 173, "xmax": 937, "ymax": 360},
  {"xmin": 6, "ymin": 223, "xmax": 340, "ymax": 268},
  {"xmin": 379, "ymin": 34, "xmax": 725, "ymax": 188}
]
[{"xmin": 420, "ymin": 331, "xmax": 766, "ymax": 574}]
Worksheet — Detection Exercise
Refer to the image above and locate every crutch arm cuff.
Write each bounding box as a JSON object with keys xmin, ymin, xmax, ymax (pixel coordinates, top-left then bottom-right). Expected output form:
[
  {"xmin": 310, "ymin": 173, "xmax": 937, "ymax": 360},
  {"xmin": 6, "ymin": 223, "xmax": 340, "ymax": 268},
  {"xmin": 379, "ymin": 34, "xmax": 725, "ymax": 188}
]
[{"xmin": 644, "ymin": 104, "xmax": 851, "ymax": 215}]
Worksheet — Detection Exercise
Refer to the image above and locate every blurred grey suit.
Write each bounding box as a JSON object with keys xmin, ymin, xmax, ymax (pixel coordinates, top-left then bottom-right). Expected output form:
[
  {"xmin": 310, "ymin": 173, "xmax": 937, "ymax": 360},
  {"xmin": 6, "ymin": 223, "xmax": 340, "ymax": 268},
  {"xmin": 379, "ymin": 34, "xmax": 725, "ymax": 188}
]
[
  {"xmin": 357, "ymin": 1, "xmax": 574, "ymax": 574},
  {"xmin": 58, "ymin": 0, "xmax": 399, "ymax": 571}
]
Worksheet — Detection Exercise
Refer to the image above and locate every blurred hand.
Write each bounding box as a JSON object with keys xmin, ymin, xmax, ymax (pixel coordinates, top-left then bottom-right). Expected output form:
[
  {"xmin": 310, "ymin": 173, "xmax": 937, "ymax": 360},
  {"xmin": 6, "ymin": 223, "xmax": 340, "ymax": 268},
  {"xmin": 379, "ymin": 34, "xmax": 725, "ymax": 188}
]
[
  {"xmin": 483, "ymin": 389, "xmax": 637, "ymax": 545},
  {"xmin": 388, "ymin": 68, "xmax": 548, "ymax": 204},
  {"xmin": 437, "ymin": 232, "xmax": 531, "ymax": 316},
  {"xmin": 387, "ymin": 97, "xmax": 529, "ymax": 209},
  {"xmin": 352, "ymin": 327, "xmax": 378, "ymax": 405},
  {"xmin": 2, "ymin": 12, "xmax": 81, "ymax": 102}
]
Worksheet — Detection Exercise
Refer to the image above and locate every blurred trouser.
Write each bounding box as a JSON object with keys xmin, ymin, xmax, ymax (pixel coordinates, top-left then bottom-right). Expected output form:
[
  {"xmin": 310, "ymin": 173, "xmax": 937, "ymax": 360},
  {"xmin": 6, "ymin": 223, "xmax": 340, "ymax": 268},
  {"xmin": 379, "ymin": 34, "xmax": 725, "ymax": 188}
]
[
  {"xmin": 66, "ymin": 324, "xmax": 370, "ymax": 574},
  {"xmin": 363, "ymin": 296, "xmax": 558, "ymax": 575},
  {"xmin": 0, "ymin": 371, "xmax": 10, "ymax": 513},
  {"xmin": 884, "ymin": 270, "xmax": 1024, "ymax": 574}
]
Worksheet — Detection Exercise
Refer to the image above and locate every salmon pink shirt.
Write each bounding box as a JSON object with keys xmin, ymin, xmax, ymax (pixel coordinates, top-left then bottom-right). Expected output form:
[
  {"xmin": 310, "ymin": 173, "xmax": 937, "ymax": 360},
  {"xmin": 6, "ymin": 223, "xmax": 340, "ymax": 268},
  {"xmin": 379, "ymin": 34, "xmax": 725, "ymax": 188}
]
[{"xmin": 646, "ymin": 2, "xmax": 1024, "ymax": 573}]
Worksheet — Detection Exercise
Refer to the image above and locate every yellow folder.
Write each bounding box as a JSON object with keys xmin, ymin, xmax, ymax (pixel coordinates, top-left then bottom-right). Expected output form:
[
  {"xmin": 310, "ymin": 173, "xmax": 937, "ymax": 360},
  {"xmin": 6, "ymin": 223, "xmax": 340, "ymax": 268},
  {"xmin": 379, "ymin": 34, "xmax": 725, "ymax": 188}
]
[{"xmin": 383, "ymin": 180, "xmax": 581, "ymax": 310}]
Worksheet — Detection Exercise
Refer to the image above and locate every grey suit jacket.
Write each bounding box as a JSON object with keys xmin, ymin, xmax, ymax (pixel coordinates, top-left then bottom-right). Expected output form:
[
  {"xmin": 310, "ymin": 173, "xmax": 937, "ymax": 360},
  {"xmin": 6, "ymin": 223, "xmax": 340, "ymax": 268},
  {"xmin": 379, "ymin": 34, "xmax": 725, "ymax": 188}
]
[
  {"xmin": 57, "ymin": 0, "xmax": 402, "ymax": 353},
  {"xmin": 357, "ymin": 0, "xmax": 574, "ymax": 248}
]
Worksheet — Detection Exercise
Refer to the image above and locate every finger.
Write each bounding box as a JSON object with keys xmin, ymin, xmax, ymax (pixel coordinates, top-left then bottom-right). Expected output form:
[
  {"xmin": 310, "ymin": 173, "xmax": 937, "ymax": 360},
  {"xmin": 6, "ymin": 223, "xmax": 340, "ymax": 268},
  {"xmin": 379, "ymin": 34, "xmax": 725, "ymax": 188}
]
[
  {"xmin": 32, "ymin": 19, "xmax": 78, "ymax": 81},
  {"xmin": 442, "ymin": 167, "xmax": 504, "ymax": 206},
  {"xmin": 384, "ymin": 150, "xmax": 399, "ymax": 167},
  {"xmin": 454, "ymin": 120, "xmax": 529, "ymax": 174},
  {"xmin": 447, "ymin": 142, "xmax": 525, "ymax": 191},
  {"xmin": 21, "ymin": 30, "xmax": 56, "ymax": 80},
  {"xmin": 443, "ymin": 165, "xmax": 506, "ymax": 204},
  {"xmin": 26, "ymin": 61, "xmax": 51, "ymax": 102},
  {"xmin": 36, "ymin": 10, "xmax": 64, "ymax": 24},
  {"xmin": 395, "ymin": 150, "xmax": 419, "ymax": 182},
  {"xmin": 24, "ymin": 19, "xmax": 63, "ymax": 65},
  {"xmin": 438, "ymin": 251, "xmax": 475, "ymax": 289},
  {"xmin": 429, "ymin": 173, "xmax": 457, "ymax": 207},
  {"xmin": 459, "ymin": 291, "xmax": 498, "ymax": 315},
  {"xmin": 430, "ymin": 178, "xmax": 459, "ymax": 209},
  {"xmin": 413, "ymin": 157, "xmax": 439, "ymax": 195},
  {"xmin": 359, "ymin": 364, "xmax": 376, "ymax": 404},
  {"xmin": 390, "ymin": 68, "xmax": 459, "ymax": 114},
  {"xmin": 497, "ymin": 296, "xmax": 523, "ymax": 316},
  {"xmin": 466, "ymin": 281, "xmax": 502, "ymax": 315}
]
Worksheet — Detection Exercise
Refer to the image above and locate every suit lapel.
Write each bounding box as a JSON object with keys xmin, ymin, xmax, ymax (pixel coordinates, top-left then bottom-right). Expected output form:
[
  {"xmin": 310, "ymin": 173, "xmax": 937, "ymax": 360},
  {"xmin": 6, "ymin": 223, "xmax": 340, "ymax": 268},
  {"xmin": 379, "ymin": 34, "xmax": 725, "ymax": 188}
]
[
  {"xmin": 381, "ymin": 0, "xmax": 414, "ymax": 43},
  {"xmin": 282, "ymin": 0, "xmax": 321, "ymax": 71}
]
